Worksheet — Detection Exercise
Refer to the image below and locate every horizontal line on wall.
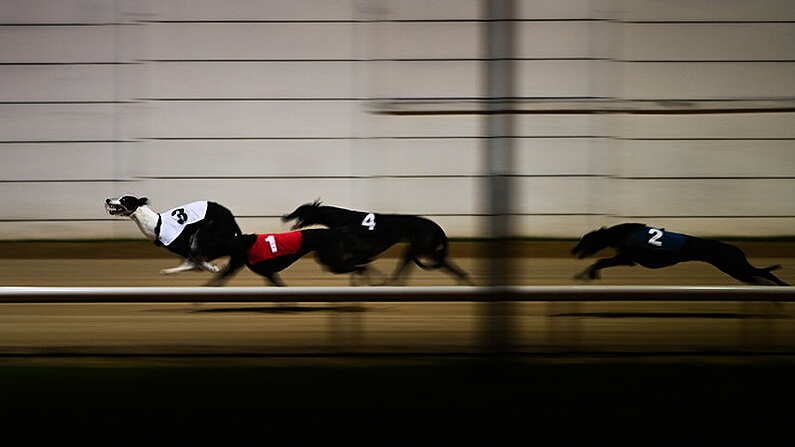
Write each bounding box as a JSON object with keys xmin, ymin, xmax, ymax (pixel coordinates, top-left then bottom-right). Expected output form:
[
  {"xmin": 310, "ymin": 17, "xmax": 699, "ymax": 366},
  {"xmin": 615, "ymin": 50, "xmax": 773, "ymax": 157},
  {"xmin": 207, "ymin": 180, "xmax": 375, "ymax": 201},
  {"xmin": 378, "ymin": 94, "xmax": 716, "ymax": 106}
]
[
  {"xmin": 139, "ymin": 97, "xmax": 367, "ymax": 102},
  {"xmin": 137, "ymin": 58, "xmax": 795, "ymax": 63},
  {"xmin": 138, "ymin": 19, "xmax": 604, "ymax": 24},
  {"xmin": 621, "ymin": 59, "xmax": 795, "ymax": 63},
  {"xmin": 623, "ymin": 20, "xmax": 795, "ymax": 24},
  {"xmin": 619, "ymin": 137, "xmax": 795, "ymax": 141},
  {"xmin": 612, "ymin": 176, "xmax": 795, "ymax": 180},
  {"xmin": 136, "ymin": 175, "xmax": 604, "ymax": 181},
  {"xmin": 373, "ymin": 97, "xmax": 795, "ymax": 115},
  {"xmin": 1, "ymin": 176, "xmax": 788, "ymax": 184},
  {"xmin": 142, "ymin": 136, "xmax": 607, "ymax": 141},
  {"xmin": 0, "ymin": 136, "xmax": 773, "ymax": 143},
  {"xmin": 2, "ymin": 18, "xmax": 792, "ymax": 27},
  {"xmin": 379, "ymin": 108, "xmax": 795, "ymax": 116},
  {"xmin": 0, "ymin": 179, "xmax": 134, "ymax": 183},
  {"xmin": 0, "ymin": 140, "xmax": 135, "ymax": 144},
  {"xmin": 4, "ymin": 19, "xmax": 792, "ymax": 27},
  {"xmin": 0, "ymin": 22, "xmax": 140, "ymax": 27},
  {"xmin": 136, "ymin": 19, "xmax": 795, "ymax": 24},
  {"xmin": 139, "ymin": 96, "xmax": 613, "ymax": 102},
  {"xmin": 0, "ymin": 142, "xmax": 134, "ymax": 147},
  {"xmin": 617, "ymin": 215, "xmax": 795, "ymax": 219},
  {"xmin": 0, "ymin": 101, "xmax": 134, "ymax": 105},
  {"xmin": 137, "ymin": 96, "xmax": 604, "ymax": 102},
  {"xmin": 141, "ymin": 58, "xmax": 605, "ymax": 63},
  {"xmin": 0, "ymin": 62, "xmax": 139, "ymax": 66}
]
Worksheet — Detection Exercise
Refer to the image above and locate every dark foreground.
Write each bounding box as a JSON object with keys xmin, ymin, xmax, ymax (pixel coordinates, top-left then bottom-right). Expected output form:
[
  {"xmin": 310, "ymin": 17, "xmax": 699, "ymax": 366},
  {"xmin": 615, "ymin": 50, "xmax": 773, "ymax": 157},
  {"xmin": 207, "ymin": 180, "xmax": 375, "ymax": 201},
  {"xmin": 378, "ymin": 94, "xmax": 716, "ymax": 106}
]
[{"xmin": 1, "ymin": 355, "xmax": 792, "ymax": 444}]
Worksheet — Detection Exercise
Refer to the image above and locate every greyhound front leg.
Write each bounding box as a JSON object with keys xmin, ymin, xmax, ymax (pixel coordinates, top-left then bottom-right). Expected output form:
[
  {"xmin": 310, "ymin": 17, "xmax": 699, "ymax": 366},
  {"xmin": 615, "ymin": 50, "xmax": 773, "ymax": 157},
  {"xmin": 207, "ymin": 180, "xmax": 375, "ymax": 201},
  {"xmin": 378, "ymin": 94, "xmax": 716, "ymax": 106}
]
[
  {"xmin": 574, "ymin": 256, "xmax": 634, "ymax": 280},
  {"xmin": 387, "ymin": 248, "xmax": 415, "ymax": 285},
  {"xmin": 199, "ymin": 261, "xmax": 221, "ymax": 273},
  {"xmin": 160, "ymin": 259, "xmax": 201, "ymax": 275},
  {"xmin": 266, "ymin": 273, "xmax": 285, "ymax": 287},
  {"xmin": 205, "ymin": 258, "xmax": 244, "ymax": 287}
]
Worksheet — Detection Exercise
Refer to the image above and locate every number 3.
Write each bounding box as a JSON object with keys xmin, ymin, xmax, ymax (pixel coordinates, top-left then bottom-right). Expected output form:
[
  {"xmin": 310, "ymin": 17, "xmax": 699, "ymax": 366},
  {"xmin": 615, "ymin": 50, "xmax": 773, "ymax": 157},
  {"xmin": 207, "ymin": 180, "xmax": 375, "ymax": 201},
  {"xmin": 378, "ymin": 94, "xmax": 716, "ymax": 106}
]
[
  {"xmin": 361, "ymin": 213, "xmax": 376, "ymax": 231},
  {"xmin": 265, "ymin": 234, "xmax": 278, "ymax": 253},
  {"xmin": 647, "ymin": 228, "xmax": 663, "ymax": 247},
  {"xmin": 171, "ymin": 208, "xmax": 188, "ymax": 225}
]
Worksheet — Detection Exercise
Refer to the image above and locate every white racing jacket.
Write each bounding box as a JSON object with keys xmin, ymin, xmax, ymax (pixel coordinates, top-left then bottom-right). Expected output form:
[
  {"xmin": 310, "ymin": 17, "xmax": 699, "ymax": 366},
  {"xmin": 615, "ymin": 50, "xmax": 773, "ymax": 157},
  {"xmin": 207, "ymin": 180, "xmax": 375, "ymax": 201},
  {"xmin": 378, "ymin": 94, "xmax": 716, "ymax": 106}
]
[{"xmin": 156, "ymin": 201, "xmax": 209, "ymax": 247}]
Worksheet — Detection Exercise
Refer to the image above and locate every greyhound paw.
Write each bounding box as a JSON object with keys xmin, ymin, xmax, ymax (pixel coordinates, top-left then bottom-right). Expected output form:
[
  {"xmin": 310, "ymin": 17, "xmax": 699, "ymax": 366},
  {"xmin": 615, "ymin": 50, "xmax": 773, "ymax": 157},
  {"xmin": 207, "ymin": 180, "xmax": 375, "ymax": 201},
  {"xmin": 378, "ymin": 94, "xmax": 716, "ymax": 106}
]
[{"xmin": 204, "ymin": 263, "xmax": 221, "ymax": 273}]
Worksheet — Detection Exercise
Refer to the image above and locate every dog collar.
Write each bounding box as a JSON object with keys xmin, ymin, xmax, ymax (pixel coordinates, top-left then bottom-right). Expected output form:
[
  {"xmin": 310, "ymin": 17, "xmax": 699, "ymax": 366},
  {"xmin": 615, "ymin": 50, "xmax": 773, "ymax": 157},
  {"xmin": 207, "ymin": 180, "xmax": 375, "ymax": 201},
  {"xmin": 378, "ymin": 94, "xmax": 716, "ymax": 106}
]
[{"xmin": 153, "ymin": 215, "xmax": 163, "ymax": 246}]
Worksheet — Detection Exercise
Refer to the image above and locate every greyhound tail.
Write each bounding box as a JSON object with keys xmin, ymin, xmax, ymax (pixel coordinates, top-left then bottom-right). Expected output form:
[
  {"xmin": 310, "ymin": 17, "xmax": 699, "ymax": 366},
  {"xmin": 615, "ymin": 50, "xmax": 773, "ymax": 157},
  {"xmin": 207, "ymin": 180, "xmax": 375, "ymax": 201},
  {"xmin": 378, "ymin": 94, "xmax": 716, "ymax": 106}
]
[{"xmin": 762, "ymin": 264, "xmax": 783, "ymax": 272}]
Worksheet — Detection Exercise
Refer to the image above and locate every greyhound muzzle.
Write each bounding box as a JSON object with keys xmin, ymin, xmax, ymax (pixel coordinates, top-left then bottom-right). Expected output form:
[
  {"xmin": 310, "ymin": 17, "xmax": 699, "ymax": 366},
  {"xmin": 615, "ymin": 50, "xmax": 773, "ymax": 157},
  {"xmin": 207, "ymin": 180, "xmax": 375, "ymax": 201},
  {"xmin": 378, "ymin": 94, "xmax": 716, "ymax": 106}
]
[{"xmin": 105, "ymin": 199, "xmax": 132, "ymax": 216}]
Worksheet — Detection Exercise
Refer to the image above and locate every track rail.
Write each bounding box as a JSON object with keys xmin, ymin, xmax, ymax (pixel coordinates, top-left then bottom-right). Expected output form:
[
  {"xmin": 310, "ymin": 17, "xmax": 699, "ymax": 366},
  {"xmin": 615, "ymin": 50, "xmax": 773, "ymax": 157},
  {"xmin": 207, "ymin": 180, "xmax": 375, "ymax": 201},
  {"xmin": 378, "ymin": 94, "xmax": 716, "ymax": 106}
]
[{"xmin": 1, "ymin": 285, "xmax": 794, "ymax": 303}]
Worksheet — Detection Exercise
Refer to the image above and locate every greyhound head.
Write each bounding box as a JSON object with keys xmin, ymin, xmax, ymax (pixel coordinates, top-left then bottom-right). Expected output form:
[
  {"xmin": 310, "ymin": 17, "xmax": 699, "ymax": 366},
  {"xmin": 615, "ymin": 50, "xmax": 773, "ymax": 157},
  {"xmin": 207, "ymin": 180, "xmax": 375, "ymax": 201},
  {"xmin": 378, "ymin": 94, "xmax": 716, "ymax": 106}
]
[
  {"xmin": 281, "ymin": 199, "xmax": 323, "ymax": 230},
  {"xmin": 571, "ymin": 227, "xmax": 610, "ymax": 259},
  {"xmin": 105, "ymin": 194, "xmax": 149, "ymax": 217}
]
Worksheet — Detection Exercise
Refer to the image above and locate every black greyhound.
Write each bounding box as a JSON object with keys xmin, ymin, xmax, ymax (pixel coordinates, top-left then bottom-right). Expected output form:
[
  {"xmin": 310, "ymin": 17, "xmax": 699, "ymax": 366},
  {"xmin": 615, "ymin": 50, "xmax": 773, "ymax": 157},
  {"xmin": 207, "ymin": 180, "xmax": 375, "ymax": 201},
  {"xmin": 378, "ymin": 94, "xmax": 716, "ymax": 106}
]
[
  {"xmin": 194, "ymin": 226, "xmax": 372, "ymax": 287},
  {"xmin": 571, "ymin": 223, "xmax": 789, "ymax": 285},
  {"xmin": 281, "ymin": 201, "xmax": 472, "ymax": 285}
]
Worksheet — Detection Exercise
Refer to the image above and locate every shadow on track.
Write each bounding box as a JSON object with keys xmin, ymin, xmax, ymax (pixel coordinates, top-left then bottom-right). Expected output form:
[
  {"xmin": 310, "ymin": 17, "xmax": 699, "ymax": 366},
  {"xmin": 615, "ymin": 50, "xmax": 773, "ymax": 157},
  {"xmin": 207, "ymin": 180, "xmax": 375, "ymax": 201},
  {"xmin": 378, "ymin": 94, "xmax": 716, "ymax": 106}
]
[
  {"xmin": 550, "ymin": 311, "xmax": 790, "ymax": 319},
  {"xmin": 190, "ymin": 305, "xmax": 369, "ymax": 314}
]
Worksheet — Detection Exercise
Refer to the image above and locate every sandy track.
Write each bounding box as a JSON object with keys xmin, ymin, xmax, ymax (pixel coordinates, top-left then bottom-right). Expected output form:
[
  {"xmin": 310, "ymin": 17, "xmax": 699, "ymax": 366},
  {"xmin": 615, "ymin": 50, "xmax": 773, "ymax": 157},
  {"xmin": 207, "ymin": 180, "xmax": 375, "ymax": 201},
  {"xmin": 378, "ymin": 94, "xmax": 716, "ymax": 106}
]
[{"xmin": 1, "ymin": 256, "xmax": 792, "ymax": 287}]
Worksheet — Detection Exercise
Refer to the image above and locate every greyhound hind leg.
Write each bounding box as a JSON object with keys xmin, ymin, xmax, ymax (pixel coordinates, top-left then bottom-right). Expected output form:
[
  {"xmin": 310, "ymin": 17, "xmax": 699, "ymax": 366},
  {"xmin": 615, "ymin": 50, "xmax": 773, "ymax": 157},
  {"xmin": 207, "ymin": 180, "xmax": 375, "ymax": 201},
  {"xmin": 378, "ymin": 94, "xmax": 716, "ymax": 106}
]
[
  {"xmin": 754, "ymin": 268, "xmax": 790, "ymax": 286},
  {"xmin": 387, "ymin": 250, "xmax": 415, "ymax": 285},
  {"xmin": 265, "ymin": 273, "xmax": 285, "ymax": 287},
  {"xmin": 440, "ymin": 259, "xmax": 473, "ymax": 285}
]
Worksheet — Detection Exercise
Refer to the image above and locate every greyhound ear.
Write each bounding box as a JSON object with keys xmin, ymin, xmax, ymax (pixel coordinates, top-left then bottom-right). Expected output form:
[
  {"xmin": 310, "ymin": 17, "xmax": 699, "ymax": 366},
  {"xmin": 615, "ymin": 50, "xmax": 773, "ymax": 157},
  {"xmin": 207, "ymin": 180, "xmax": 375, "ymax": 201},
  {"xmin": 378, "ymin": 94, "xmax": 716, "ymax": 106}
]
[
  {"xmin": 312, "ymin": 198, "xmax": 322, "ymax": 206},
  {"xmin": 138, "ymin": 197, "xmax": 149, "ymax": 206}
]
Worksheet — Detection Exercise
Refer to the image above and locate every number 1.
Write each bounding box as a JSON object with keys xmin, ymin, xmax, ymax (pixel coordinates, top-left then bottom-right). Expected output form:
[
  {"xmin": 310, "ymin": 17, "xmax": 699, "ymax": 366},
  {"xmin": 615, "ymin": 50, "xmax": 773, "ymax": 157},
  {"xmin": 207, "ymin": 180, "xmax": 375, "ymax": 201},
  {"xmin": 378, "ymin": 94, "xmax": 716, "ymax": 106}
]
[{"xmin": 265, "ymin": 235, "xmax": 278, "ymax": 252}]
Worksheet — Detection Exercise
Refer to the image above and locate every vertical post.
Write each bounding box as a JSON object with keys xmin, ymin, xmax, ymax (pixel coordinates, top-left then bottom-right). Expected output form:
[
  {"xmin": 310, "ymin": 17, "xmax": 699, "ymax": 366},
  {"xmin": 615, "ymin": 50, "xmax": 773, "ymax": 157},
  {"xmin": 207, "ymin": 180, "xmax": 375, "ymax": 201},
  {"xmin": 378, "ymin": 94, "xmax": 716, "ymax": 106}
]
[{"xmin": 481, "ymin": 0, "xmax": 516, "ymax": 353}]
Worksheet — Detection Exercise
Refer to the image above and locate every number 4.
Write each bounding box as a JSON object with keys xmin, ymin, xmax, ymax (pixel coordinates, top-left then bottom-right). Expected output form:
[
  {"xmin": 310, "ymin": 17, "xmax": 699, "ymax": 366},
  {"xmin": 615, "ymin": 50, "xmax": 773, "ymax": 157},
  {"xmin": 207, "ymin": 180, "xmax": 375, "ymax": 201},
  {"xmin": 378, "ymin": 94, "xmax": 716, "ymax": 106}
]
[
  {"xmin": 361, "ymin": 213, "xmax": 376, "ymax": 231},
  {"xmin": 647, "ymin": 228, "xmax": 663, "ymax": 247}
]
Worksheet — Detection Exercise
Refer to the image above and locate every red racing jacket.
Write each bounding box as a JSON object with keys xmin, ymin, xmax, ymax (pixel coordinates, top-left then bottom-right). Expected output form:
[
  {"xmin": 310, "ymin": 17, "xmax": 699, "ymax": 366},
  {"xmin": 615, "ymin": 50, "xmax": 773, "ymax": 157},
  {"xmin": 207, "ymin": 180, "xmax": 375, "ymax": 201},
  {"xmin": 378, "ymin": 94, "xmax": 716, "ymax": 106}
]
[{"xmin": 246, "ymin": 231, "xmax": 304, "ymax": 265}]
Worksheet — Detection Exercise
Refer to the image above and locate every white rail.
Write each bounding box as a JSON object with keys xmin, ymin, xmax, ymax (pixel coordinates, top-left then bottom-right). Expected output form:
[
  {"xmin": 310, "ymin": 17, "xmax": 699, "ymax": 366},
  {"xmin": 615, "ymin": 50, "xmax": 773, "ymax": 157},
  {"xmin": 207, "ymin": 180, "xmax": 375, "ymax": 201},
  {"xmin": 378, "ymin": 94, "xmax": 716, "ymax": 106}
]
[{"xmin": 0, "ymin": 286, "xmax": 794, "ymax": 303}]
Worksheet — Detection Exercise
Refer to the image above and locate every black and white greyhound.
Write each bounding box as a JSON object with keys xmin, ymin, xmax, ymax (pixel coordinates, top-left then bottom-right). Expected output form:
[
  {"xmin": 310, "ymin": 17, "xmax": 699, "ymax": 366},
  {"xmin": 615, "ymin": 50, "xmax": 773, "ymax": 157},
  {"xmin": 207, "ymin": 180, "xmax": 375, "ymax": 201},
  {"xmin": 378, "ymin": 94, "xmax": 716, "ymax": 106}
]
[
  {"xmin": 281, "ymin": 200, "xmax": 472, "ymax": 285},
  {"xmin": 104, "ymin": 195, "xmax": 242, "ymax": 275},
  {"xmin": 571, "ymin": 223, "xmax": 789, "ymax": 285}
]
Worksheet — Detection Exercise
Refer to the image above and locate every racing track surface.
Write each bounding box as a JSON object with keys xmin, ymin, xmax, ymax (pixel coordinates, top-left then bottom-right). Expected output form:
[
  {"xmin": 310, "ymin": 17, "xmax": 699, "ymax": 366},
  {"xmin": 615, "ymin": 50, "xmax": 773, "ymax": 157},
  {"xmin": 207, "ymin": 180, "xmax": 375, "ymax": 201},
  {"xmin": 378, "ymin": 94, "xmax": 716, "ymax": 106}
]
[
  {"xmin": 0, "ymin": 256, "xmax": 794, "ymax": 355},
  {"xmin": 1, "ymin": 254, "xmax": 795, "ymax": 441}
]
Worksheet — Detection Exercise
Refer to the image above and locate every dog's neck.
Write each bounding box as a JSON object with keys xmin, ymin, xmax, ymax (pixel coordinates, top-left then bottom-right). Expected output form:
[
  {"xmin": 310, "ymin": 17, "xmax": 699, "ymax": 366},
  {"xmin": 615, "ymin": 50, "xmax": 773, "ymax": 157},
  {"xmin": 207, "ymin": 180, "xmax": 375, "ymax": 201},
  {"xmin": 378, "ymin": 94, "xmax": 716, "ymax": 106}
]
[{"xmin": 128, "ymin": 205, "xmax": 160, "ymax": 241}]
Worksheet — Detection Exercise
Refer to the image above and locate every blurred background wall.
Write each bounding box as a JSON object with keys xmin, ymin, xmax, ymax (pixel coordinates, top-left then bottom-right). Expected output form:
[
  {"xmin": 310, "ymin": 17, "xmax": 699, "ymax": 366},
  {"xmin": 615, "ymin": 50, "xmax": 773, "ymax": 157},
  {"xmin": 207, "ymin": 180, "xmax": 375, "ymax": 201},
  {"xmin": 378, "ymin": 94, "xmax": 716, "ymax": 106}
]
[{"xmin": 0, "ymin": 0, "xmax": 793, "ymax": 240}]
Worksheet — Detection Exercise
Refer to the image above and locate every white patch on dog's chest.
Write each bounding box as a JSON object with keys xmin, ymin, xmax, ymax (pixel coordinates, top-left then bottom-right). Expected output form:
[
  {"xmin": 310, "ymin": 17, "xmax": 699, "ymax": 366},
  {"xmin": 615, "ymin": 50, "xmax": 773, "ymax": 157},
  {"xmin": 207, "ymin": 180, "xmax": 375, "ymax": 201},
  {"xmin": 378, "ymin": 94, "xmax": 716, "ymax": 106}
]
[{"xmin": 157, "ymin": 201, "xmax": 209, "ymax": 246}]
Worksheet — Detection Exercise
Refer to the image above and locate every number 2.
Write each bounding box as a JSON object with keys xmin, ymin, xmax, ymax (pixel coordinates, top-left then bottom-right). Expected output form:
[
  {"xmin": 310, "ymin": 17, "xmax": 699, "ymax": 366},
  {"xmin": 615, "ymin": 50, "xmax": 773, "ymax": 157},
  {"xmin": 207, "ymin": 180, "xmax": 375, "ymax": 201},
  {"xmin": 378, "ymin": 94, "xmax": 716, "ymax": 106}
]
[
  {"xmin": 265, "ymin": 235, "xmax": 278, "ymax": 253},
  {"xmin": 361, "ymin": 213, "xmax": 376, "ymax": 231},
  {"xmin": 647, "ymin": 228, "xmax": 663, "ymax": 247}
]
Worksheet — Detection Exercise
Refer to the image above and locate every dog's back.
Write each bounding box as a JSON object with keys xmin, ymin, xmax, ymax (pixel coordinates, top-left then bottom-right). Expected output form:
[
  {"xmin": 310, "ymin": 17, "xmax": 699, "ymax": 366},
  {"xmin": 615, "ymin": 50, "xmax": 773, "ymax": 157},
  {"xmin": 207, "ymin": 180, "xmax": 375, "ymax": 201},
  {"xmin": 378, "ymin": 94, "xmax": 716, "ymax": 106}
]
[{"xmin": 165, "ymin": 201, "xmax": 241, "ymax": 260}]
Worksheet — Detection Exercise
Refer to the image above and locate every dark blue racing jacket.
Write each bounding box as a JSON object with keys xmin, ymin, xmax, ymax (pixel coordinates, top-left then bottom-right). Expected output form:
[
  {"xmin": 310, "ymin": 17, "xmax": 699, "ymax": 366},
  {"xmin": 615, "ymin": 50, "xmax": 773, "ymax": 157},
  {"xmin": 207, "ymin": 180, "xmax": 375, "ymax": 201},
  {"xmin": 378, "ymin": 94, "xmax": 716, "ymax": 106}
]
[{"xmin": 626, "ymin": 226, "xmax": 686, "ymax": 254}]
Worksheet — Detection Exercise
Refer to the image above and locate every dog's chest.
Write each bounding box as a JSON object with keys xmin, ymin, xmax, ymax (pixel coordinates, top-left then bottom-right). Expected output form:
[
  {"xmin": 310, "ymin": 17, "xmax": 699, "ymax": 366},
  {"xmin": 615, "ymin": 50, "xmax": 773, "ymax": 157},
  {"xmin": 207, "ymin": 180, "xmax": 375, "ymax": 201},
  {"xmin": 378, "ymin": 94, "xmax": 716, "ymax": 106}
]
[{"xmin": 157, "ymin": 201, "xmax": 209, "ymax": 246}]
